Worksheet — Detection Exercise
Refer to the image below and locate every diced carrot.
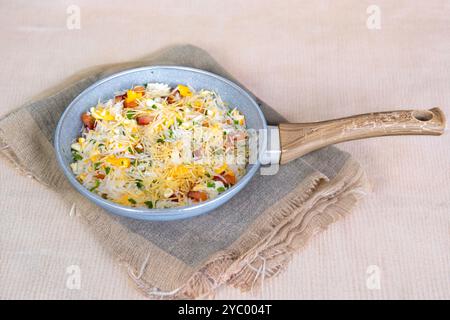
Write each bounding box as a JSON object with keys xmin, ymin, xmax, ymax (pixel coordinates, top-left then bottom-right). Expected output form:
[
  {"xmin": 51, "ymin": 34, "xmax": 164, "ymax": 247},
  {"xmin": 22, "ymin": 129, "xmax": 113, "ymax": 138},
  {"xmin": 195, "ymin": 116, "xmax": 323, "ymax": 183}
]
[
  {"xmin": 81, "ymin": 113, "xmax": 95, "ymax": 130},
  {"xmin": 136, "ymin": 115, "xmax": 155, "ymax": 125},
  {"xmin": 95, "ymin": 173, "xmax": 105, "ymax": 179},
  {"xmin": 188, "ymin": 191, "xmax": 208, "ymax": 202},
  {"xmin": 223, "ymin": 173, "xmax": 236, "ymax": 185},
  {"xmin": 124, "ymin": 99, "xmax": 138, "ymax": 108}
]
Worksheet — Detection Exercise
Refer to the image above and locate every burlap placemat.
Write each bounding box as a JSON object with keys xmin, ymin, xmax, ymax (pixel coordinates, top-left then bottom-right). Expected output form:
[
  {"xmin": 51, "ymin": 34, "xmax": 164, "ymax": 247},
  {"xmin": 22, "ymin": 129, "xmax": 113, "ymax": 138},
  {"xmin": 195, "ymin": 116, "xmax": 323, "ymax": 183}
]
[{"xmin": 0, "ymin": 45, "xmax": 369, "ymax": 299}]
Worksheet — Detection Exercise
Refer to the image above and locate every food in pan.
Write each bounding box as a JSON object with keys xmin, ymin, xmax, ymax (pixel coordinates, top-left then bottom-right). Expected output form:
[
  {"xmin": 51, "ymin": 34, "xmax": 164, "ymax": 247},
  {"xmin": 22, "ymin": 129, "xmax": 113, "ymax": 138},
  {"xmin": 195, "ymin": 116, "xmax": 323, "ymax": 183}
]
[{"xmin": 70, "ymin": 83, "xmax": 248, "ymax": 208}]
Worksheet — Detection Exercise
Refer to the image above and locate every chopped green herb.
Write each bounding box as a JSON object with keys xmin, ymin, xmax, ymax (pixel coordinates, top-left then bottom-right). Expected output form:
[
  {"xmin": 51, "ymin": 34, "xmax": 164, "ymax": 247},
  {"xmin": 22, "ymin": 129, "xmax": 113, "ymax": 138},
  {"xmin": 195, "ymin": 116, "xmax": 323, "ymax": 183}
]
[
  {"xmin": 89, "ymin": 180, "xmax": 100, "ymax": 192},
  {"xmin": 127, "ymin": 146, "xmax": 133, "ymax": 153},
  {"xmin": 234, "ymin": 120, "xmax": 239, "ymax": 125},
  {"xmin": 72, "ymin": 151, "xmax": 82, "ymax": 161},
  {"xmin": 157, "ymin": 138, "xmax": 165, "ymax": 143},
  {"xmin": 217, "ymin": 186, "xmax": 226, "ymax": 193},
  {"xmin": 151, "ymin": 104, "xmax": 157, "ymax": 109},
  {"xmin": 144, "ymin": 201, "xmax": 153, "ymax": 209},
  {"xmin": 177, "ymin": 118, "xmax": 183, "ymax": 126},
  {"xmin": 126, "ymin": 110, "xmax": 135, "ymax": 119},
  {"xmin": 128, "ymin": 198, "xmax": 137, "ymax": 205},
  {"xmin": 105, "ymin": 167, "xmax": 111, "ymax": 175},
  {"xmin": 136, "ymin": 181, "xmax": 144, "ymax": 189},
  {"xmin": 205, "ymin": 172, "xmax": 211, "ymax": 178},
  {"xmin": 94, "ymin": 162, "xmax": 101, "ymax": 170},
  {"xmin": 207, "ymin": 182, "xmax": 215, "ymax": 188}
]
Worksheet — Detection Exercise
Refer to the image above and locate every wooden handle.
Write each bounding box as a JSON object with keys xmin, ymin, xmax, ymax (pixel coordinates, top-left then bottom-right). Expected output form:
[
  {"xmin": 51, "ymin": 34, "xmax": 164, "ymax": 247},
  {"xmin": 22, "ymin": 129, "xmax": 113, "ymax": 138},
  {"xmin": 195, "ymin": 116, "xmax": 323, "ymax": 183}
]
[{"xmin": 279, "ymin": 107, "xmax": 446, "ymax": 164}]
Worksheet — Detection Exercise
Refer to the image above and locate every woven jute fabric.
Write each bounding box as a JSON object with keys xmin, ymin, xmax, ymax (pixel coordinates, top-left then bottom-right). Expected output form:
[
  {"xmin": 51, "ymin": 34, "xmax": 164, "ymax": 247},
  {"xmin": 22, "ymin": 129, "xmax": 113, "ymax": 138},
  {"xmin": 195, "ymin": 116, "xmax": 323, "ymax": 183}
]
[{"xmin": 0, "ymin": 45, "xmax": 369, "ymax": 299}]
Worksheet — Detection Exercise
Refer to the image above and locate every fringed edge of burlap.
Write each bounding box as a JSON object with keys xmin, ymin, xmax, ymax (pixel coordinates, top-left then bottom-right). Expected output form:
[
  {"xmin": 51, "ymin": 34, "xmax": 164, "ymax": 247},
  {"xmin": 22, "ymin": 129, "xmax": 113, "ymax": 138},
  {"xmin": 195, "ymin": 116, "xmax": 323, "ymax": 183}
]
[
  {"xmin": 130, "ymin": 157, "xmax": 370, "ymax": 299},
  {"xmin": 0, "ymin": 130, "xmax": 370, "ymax": 299}
]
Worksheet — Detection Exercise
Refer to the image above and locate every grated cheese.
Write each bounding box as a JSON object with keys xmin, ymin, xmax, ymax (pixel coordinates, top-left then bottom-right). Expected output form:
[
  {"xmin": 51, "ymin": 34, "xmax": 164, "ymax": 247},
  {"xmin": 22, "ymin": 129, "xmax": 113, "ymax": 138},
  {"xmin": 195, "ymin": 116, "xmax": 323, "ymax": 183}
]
[{"xmin": 70, "ymin": 84, "xmax": 248, "ymax": 209}]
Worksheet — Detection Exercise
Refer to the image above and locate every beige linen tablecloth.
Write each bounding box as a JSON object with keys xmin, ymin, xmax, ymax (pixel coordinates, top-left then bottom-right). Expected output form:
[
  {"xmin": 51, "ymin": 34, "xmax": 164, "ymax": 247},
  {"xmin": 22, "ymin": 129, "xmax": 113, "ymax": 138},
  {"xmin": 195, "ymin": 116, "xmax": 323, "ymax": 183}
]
[{"xmin": 0, "ymin": 0, "xmax": 448, "ymax": 299}]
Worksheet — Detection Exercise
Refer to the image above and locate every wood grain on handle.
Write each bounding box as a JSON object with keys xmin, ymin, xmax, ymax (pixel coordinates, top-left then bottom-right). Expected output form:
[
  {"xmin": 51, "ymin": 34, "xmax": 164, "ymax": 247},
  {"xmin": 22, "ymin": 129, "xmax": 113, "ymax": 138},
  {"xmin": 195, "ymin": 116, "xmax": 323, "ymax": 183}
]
[{"xmin": 279, "ymin": 107, "xmax": 446, "ymax": 164}]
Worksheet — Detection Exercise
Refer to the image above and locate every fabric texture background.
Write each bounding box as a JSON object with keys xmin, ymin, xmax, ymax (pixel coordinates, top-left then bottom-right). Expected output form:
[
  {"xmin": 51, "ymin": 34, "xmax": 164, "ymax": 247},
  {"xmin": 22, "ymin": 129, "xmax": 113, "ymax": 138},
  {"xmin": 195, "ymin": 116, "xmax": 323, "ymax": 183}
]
[
  {"xmin": 0, "ymin": 45, "xmax": 369, "ymax": 298},
  {"xmin": 0, "ymin": 1, "xmax": 448, "ymax": 299}
]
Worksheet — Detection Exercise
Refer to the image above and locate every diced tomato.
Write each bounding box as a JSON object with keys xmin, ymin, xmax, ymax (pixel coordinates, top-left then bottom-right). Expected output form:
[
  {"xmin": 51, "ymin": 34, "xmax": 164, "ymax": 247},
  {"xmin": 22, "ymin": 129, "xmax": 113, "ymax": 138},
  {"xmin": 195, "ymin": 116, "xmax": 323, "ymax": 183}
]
[
  {"xmin": 81, "ymin": 113, "xmax": 95, "ymax": 130},
  {"xmin": 136, "ymin": 115, "xmax": 155, "ymax": 125},
  {"xmin": 188, "ymin": 191, "xmax": 208, "ymax": 202}
]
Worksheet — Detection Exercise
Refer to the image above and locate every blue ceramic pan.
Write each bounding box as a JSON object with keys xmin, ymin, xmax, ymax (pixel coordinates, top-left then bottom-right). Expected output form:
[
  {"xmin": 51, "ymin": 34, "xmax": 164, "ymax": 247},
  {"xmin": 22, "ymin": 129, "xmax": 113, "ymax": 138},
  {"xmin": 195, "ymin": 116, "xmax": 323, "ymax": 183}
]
[{"xmin": 55, "ymin": 66, "xmax": 446, "ymax": 221}]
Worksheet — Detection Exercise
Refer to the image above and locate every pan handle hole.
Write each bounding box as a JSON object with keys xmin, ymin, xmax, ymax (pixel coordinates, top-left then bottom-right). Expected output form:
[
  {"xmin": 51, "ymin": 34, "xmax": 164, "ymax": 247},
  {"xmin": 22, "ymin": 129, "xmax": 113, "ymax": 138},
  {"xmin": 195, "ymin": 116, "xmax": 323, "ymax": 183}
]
[{"xmin": 413, "ymin": 110, "xmax": 433, "ymax": 122}]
